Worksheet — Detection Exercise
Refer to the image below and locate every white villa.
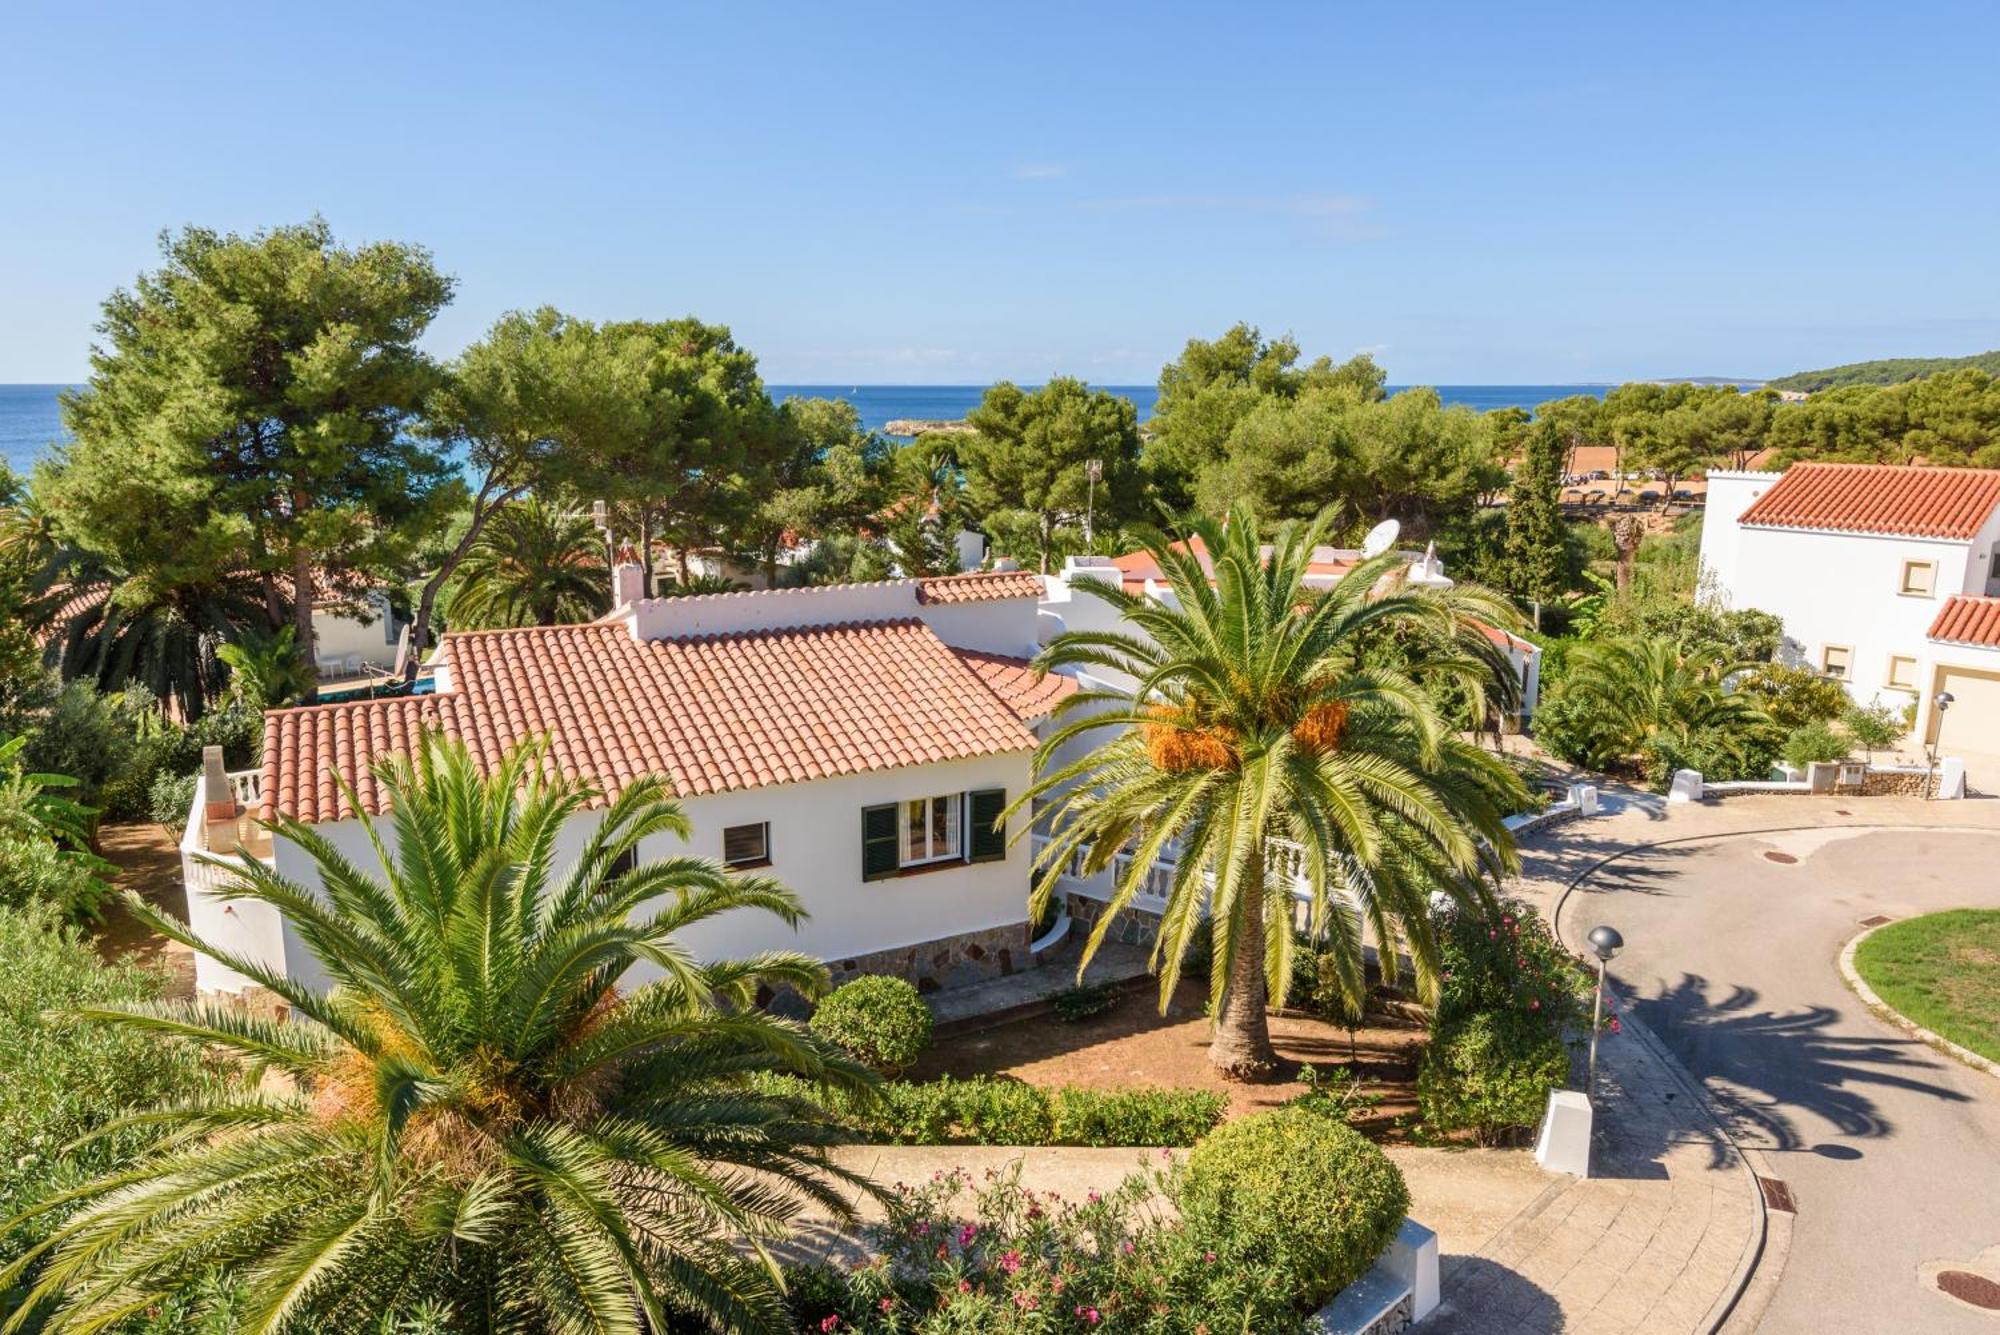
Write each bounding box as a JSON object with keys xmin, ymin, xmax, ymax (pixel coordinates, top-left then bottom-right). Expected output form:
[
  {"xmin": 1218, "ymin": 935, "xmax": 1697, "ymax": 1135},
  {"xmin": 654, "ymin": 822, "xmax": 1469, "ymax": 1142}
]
[
  {"xmin": 1700, "ymin": 461, "xmax": 2000, "ymax": 758},
  {"xmin": 181, "ymin": 537, "xmax": 1529, "ymax": 1000}
]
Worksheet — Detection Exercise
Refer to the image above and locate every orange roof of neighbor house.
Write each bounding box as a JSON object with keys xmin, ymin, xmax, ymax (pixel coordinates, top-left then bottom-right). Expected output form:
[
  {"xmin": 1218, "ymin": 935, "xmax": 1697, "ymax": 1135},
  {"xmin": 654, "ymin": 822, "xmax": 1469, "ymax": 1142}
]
[
  {"xmin": 1737, "ymin": 462, "xmax": 2000, "ymax": 539},
  {"xmin": 915, "ymin": 570, "xmax": 1046, "ymax": 604},
  {"xmin": 1929, "ymin": 596, "xmax": 2000, "ymax": 648},
  {"xmin": 1108, "ymin": 537, "xmax": 1368, "ymax": 594},
  {"xmin": 260, "ymin": 619, "xmax": 1048, "ymax": 824}
]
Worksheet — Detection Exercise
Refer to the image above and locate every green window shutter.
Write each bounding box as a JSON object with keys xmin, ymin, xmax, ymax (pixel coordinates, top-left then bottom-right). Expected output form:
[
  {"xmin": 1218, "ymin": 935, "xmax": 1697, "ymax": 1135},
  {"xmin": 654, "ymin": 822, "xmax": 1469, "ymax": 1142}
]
[
  {"xmin": 862, "ymin": 803, "xmax": 900, "ymax": 881},
  {"xmin": 967, "ymin": 789, "xmax": 1007, "ymax": 863}
]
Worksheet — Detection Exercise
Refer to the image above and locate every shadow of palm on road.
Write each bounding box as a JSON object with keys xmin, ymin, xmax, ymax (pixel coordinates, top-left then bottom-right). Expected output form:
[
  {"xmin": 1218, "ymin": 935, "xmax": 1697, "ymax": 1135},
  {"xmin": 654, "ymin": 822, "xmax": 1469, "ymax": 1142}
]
[{"xmin": 1628, "ymin": 973, "xmax": 1972, "ymax": 1154}]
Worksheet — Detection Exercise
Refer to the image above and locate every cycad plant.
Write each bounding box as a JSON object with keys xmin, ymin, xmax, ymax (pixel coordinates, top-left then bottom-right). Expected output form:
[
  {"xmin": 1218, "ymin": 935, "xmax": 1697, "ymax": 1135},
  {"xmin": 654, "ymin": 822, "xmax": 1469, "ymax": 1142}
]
[
  {"xmin": 442, "ymin": 497, "xmax": 608, "ymax": 628},
  {"xmin": 2, "ymin": 732, "xmax": 872, "ymax": 1333},
  {"xmin": 1561, "ymin": 636, "xmax": 1767, "ymax": 764},
  {"xmin": 1023, "ymin": 505, "xmax": 1526, "ymax": 1079}
]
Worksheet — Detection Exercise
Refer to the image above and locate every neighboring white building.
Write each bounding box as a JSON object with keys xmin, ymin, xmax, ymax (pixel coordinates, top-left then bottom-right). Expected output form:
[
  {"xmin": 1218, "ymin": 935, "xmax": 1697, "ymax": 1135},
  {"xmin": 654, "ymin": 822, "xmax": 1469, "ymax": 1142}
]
[
  {"xmin": 183, "ymin": 566, "xmax": 1071, "ymax": 1000},
  {"xmin": 1700, "ymin": 462, "xmax": 2000, "ymax": 755}
]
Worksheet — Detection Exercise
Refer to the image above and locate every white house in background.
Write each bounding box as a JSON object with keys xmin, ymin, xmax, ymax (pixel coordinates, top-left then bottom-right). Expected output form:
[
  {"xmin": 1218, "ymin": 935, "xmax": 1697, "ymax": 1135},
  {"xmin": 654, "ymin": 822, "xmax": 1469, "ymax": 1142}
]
[
  {"xmin": 182, "ymin": 566, "xmax": 1071, "ymax": 1001},
  {"xmin": 1038, "ymin": 537, "xmax": 1541, "ymax": 724},
  {"xmin": 1701, "ymin": 462, "xmax": 2000, "ymax": 755}
]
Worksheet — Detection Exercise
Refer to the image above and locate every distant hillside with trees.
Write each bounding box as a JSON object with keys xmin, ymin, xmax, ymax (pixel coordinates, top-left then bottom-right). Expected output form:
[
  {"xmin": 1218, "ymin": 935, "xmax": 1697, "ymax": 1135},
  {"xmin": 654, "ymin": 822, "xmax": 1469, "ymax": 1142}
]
[{"xmin": 1769, "ymin": 351, "xmax": 2000, "ymax": 393}]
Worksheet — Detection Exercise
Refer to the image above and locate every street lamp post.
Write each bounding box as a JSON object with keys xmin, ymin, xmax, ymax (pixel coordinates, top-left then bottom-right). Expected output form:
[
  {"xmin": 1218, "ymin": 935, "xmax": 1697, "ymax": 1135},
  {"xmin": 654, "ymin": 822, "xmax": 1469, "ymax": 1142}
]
[
  {"xmin": 1926, "ymin": 691, "xmax": 1954, "ymax": 799},
  {"xmin": 1586, "ymin": 924, "xmax": 1624, "ymax": 1102}
]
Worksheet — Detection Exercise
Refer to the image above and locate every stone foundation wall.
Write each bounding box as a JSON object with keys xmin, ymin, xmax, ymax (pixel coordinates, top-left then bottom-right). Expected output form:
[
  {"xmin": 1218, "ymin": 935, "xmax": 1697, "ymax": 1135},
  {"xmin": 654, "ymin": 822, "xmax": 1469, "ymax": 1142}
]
[
  {"xmin": 1862, "ymin": 769, "xmax": 1929, "ymax": 797},
  {"xmin": 1064, "ymin": 893, "xmax": 1164, "ymax": 949},
  {"xmin": 825, "ymin": 920, "xmax": 1041, "ymax": 994}
]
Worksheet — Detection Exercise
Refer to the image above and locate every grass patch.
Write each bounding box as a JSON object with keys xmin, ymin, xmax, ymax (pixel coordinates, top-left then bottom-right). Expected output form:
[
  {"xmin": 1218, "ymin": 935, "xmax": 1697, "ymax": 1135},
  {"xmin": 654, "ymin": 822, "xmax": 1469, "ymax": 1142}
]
[{"xmin": 1853, "ymin": 909, "xmax": 2000, "ymax": 1064}]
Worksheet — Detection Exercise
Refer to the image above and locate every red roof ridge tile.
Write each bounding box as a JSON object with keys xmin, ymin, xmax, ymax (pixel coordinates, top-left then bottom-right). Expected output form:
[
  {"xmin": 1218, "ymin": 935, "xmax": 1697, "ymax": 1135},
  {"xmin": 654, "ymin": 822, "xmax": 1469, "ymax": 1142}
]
[
  {"xmin": 1929, "ymin": 594, "xmax": 2000, "ymax": 648},
  {"xmin": 1739, "ymin": 461, "xmax": 2000, "ymax": 540}
]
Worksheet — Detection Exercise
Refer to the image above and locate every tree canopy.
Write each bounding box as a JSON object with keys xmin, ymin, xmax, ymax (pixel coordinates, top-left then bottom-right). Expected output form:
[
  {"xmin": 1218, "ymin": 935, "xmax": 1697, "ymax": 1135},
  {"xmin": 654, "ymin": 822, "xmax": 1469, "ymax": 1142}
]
[{"xmin": 961, "ymin": 377, "xmax": 1143, "ymax": 571}]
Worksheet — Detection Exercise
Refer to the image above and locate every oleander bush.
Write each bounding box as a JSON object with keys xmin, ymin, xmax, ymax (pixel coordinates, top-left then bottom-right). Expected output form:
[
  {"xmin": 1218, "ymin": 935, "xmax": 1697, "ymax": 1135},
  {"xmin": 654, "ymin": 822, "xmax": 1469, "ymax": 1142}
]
[
  {"xmin": 1781, "ymin": 720, "xmax": 1851, "ymax": 768},
  {"xmin": 1177, "ymin": 1107, "xmax": 1410, "ymax": 1305},
  {"xmin": 1434, "ymin": 898, "xmax": 1589, "ymax": 1035},
  {"xmin": 811, "ymin": 974, "xmax": 935, "ymax": 1074},
  {"xmin": 750, "ymin": 1072, "xmax": 1227, "ymax": 1148},
  {"xmin": 786, "ymin": 1146, "xmax": 1405, "ymax": 1332},
  {"xmin": 1417, "ymin": 1009, "xmax": 1572, "ymax": 1145}
]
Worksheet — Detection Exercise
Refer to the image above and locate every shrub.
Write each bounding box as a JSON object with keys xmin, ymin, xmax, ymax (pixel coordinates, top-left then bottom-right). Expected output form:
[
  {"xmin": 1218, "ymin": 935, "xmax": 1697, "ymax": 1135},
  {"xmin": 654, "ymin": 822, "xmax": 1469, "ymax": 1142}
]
[
  {"xmin": 1178, "ymin": 1106, "xmax": 1411, "ymax": 1304},
  {"xmin": 1050, "ymin": 979, "xmax": 1123, "ymax": 1023},
  {"xmin": 0, "ymin": 903, "xmax": 223, "ymax": 1285},
  {"xmin": 1843, "ymin": 700, "xmax": 1905, "ymax": 760},
  {"xmin": 1782, "ymin": 720, "xmax": 1851, "ymax": 768},
  {"xmin": 1741, "ymin": 663, "xmax": 1849, "ymax": 730},
  {"xmin": 810, "ymin": 974, "xmax": 933, "ymax": 1074},
  {"xmin": 1528, "ymin": 690, "xmax": 1625, "ymax": 769},
  {"xmin": 1642, "ymin": 724, "xmax": 1778, "ymax": 789},
  {"xmin": 1435, "ymin": 898, "xmax": 1589, "ymax": 1038},
  {"xmin": 1049, "ymin": 1086, "xmax": 1228, "ymax": 1146},
  {"xmin": 0, "ymin": 835, "xmax": 115, "ymax": 922},
  {"xmin": 148, "ymin": 770, "xmax": 199, "ymax": 830},
  {"xmin": 786, "ymin": 1163, "xmax": 1314, "ymax": 1332},
  {"xmin": 747, "ymin": 1072, "xmax": 1225, "ymax": 1147},
  {"xmin": 1419, "ymin": 1010, "xmax": 1571, "ymax": 1145}
]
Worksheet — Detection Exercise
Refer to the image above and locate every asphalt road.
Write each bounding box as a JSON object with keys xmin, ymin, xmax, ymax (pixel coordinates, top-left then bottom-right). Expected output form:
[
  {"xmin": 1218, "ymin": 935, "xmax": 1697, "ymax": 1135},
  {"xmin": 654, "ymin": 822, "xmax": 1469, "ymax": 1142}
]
[{"xmin": 1565, "ymin": 826, "xmax": 2000, "ymax": 1334}]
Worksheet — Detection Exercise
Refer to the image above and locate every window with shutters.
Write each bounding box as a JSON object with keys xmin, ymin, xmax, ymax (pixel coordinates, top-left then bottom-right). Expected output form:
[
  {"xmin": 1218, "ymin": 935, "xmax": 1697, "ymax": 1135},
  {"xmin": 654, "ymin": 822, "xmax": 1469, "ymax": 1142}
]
[
  {"xmin": 721, "ymin": 822, "xmax": 769, "ymax": 868},
  {"xmin": 862, "ymin": 789, "xmax": 1008, "ymax": 878}
]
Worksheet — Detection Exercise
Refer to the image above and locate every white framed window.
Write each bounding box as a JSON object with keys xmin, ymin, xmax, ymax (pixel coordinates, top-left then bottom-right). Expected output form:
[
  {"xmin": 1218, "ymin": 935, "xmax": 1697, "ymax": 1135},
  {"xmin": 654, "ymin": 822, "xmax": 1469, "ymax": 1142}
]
[
  {"xmin": 722, "ymin": 821, "xmax": 769, "ymax": 868},
  {"xmin": 1886, "ymin": 655, "xmax": 1919, "ymax": 690},
  {"xmin": 902, "ymin": 794, "xmax": 961, "ymax": 866},
  {"xmin": 1899, "ymin": 559, "xmax": 1936, "ymax": 597},
  {"xmin": 1821, "ymin": 644, "xmax": 1852, "ymax": 680}
]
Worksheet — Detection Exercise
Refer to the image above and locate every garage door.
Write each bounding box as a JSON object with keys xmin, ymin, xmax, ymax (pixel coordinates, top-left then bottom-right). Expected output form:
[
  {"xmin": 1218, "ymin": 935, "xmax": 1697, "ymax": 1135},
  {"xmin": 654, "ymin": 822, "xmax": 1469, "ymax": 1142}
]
[{"xmin": 1933, "ymin": 665, "xmax": 2000, "ymax": 754}]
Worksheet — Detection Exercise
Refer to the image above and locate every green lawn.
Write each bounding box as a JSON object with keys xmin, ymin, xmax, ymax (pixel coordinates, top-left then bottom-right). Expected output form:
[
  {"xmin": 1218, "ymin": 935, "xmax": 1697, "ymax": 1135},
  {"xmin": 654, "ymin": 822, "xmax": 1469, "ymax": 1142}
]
[{"xmin": 1853, "ymin": 910, "xmax": 2000, "ymax": 1064}]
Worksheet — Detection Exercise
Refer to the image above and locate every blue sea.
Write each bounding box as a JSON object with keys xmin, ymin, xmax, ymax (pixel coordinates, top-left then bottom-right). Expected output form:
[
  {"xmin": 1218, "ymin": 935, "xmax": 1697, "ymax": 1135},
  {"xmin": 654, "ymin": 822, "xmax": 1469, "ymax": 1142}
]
[{"xmin": 0, "ymin": 381, "xmax": 1613, "ymax": 477}]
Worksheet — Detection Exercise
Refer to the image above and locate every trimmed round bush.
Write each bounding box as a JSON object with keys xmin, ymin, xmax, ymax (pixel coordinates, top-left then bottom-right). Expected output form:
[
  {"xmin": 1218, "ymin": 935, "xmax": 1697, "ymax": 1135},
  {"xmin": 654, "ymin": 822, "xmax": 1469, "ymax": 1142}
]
[
  {"xmin": 1418, "ymin": 1009, "xmax": 1571, "ymax": 1145},
  {"xmin": 1177, "ymin": 1105, "xmax": 1410, "ymax": 1305},
  {"xmin": 809, "ymin": 975, "xmax": 933, "ymax": 1074}
]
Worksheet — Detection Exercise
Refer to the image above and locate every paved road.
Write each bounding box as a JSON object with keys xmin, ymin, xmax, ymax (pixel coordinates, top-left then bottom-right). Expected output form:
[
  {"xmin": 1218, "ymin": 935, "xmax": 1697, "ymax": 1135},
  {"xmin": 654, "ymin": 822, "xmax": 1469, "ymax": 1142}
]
[{"xmin": 1566, "ymin": 826, "xmax": 2000, "ymax": 1333}]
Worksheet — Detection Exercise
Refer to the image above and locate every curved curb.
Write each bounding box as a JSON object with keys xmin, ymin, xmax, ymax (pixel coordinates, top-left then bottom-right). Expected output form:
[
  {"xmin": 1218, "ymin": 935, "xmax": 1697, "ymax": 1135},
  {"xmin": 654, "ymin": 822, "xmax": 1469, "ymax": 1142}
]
[
  {"xmin": 1544, "ymin": 818, "xmax": 2000, "ymax": 1332},
  {"xmin": 1838, "ymin": 921, "xmax": 2000, "ymax": 1084}
]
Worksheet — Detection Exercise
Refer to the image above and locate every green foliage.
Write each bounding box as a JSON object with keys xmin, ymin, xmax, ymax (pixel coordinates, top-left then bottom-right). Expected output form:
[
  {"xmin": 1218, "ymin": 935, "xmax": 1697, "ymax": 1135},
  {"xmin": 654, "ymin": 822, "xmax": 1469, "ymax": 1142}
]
[
  {"xmin": 1049, "ymin": 980, "xmax": 1124, "ymax": 1023},
  {"xmin": 441, "ymin": 496, "xmax": 608, "ymax": 628},
  {"xmin": 1645, "ymin": 725, "xmax": 1781, "ymax": 788},
  {"xmin": 1843, "ymin": 700, "xmax": 1906, "ymax": 759},
  {"xmin": 1765, "ymin": 368, "xmax": 2000, "ymax": 467},
  {"xmin": 4, "ymin": 733, "xmax": 871, "ymax": 1331},
  {"xmin": 1287, "ymin": 1063, "xmax": 1387, "ymax": 1125},
  {"xmin": 0, "ymin": 903, "xmax": 222, "ymax": 1297},
  {"xmin": 1417, "ymin": 1010, "xmax": 1572, "ymax": 1145},
  {"xmin": 41, "ymin": 219, "xmax": 460, "ymax": 700},
  {"xmin": 1768, "ymin": 351, "xmax": 2000, "ymax": 393},
  {"xmin": 1853, "ymin": 909, "xmax": 2000, "ymax": 1064},
  {"xmin": 1544, "ymin": 636, "xmax": 1769, "ymax": 779},
  {"xmin": 1782, "ymin": 721, "xmax": 1852, "ymax": 767},
  {"xmin": 810, "ymin": 975, "xmax": 934, "ymax": 1075},
  {"xmin": 1505, "ymin": 417, "xmax": 1569, "ymax": 616},
  {"xmin": 786, "ymin": 1161, "xmax": 1320, "ymax": 1331},
  {"xmin": 1434, "ymin": 900, "xmax": 1589, "ymax": 1038},
  {"xmin": 1026, "ymin": 503, "xmax": 1528, "ymax": 1078},
  {"xmin": 0, "ymin": 736, "xmax": 112, "ymax": 922},
  {"xmin": 961, "ymin": 377, "xmax": 1144, "ymax": 572},
  {"xmin": 214, "ymin": 624, "xmax": 314, "ymax": 711},
  {"xmin": 146, "ymin": 769, "xmax": 198, "ymax": 829},
  {"xmin": 752, "ymin": 1072, "xmax": 1227, "ymax": 1148},
  {"xmin": 1178, "ymin": 1106, "xmax": 1411, "ymax": 1303},
  {"xmin": 1740, "ymin": 662, "xmax": 1851, "ymax": 729}
]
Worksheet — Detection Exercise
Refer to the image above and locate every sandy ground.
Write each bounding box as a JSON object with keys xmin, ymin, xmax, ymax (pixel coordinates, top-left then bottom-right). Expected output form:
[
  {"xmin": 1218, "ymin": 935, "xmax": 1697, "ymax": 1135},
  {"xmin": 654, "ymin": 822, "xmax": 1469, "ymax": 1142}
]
[
  {"xmin": 909, "ymin": 979, "xmax": 1425, "ymax": 1129},
  {"xmin": 92, "ymin": 820, "xmax": 196, "ymax": 997}
]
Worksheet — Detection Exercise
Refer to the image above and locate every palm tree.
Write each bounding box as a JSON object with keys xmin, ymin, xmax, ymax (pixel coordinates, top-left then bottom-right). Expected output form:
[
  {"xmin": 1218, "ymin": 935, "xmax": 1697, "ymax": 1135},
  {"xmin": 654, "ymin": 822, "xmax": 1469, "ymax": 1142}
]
[
  {"xmin": 442, "ymin": 497, "xmax": 609, "ymax": 628},
  {"xmin": 215, "ymin": 625, "xmax": 316, "ymax": 710},
  {"xmin": 1561, "ymin": 637, "xmax": 1767, "ymax": 764},
  {"xmin": 1022, "ymin": 505, "xmax": 1527, "ymax": 1080},
  {"xmin": 2, "ymin": 733, "xmax": 873, "ymax": 1332}
]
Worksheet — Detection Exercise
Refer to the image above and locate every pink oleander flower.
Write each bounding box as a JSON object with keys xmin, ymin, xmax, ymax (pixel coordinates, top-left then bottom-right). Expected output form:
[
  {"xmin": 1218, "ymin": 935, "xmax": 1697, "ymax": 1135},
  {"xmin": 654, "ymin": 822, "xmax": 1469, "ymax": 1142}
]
[
  {"xmin": 1000, "ymin": 1250, "xmax": 1023, "ymax": 1275},
  {"xmin": 1204, "ymin": 1250, "xmax": 1217, "ymax": 1263},
  {"xmin": 1489, "ymin": 929, "xmax": 1499, "ymax": 940},
  {"xmin": 880, "ymin": 1297, "xmax": 895, "ymax": 1312},
  {"xmin": 958, "ymin": 1280, "xmax": 972, "ymax": 1294},
  {"xmin": 1077, "ymin": 1306, "xmax": 1101, "ymax": 1324},
  {"xmin": 819, "ymin": 1317, "xmax": 839, "ymax": 1333},
  {"xmin": 1609, "ymin": 1017, "xmax": 1622, "ymax": 1033},
  {"xmin": 1087, "ymin": 1190, "xmax": 1100, "ymax": 1203},
  {"xmin": 1530, "ymin": 998, "xmax": 1541, "ymax": 1010},
  {"xmin": 1121, "ymin": 1240, "xmax": 1135, "ymax": 1255},
  {"xmin": 959, "ymin": 1224, "xmax": 979, "ymax": 1247},
  {"xmin": 1014, "ymin": 1291, "xmax": 1040, "ymax": 1311}
]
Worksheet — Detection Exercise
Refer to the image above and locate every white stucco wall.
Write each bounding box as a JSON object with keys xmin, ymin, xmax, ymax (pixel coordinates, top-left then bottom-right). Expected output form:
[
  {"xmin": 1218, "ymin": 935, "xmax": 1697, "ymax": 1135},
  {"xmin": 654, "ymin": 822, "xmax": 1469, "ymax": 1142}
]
[
  {"xmin": 1696, "ymin": 470, "xmax": 1781, "ymax": 597},
  {"xmin": 193, "ymin": 750, "xmax": 1037, "ymax": 995},
  {"xmin": 310, "ymin": 594, "xmax": 402, "ymax": 667}
]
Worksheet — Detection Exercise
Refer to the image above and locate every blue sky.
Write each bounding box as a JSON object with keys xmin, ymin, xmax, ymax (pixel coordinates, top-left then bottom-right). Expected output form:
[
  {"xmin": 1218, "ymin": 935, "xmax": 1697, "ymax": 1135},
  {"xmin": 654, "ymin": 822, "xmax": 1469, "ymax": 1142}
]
[{"xmin": 5, "ymin": 1, "xmax": 1999, "ymax": 385}]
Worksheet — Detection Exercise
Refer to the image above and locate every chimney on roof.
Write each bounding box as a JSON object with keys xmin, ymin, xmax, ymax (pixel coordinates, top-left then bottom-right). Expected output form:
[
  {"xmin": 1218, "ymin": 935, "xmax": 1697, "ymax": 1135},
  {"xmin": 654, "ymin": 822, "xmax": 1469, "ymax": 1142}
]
[
  {"xmin": 612, "ymin": 541, "xmax": 645, "ymax": 608},
  {"xmin": 990, "ymin": 556, "xmax": 1019, "ymax": 572}
]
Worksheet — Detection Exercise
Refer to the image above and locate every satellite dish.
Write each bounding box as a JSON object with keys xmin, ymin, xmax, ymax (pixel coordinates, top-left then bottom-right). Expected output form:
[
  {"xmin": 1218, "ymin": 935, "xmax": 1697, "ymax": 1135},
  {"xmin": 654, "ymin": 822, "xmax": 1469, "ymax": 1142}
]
[{"xmin": 1361, "ymin": 518, "xmax": 1401, "ymax": 558}]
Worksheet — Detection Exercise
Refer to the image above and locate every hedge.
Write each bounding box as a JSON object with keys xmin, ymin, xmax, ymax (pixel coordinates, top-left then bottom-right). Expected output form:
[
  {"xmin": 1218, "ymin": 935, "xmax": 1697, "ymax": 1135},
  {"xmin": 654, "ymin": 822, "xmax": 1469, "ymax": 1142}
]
[{"xmin": 749, "ymin": 1072, "xmax": 1226, "ymax": 1147}]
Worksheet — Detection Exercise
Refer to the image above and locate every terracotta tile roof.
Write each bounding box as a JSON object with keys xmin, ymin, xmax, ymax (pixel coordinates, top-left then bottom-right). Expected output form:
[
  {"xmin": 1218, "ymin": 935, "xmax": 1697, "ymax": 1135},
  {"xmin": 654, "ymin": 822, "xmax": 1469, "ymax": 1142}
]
[
  {"xmin": 1929, "ymin": 595, "xmax": 2000, "ymax": 648},
  {"xmin": 260, "ymin": 619, "xmax": 1043, "ymax": 824},
  {"xmin": 952, "ymin": 648, "xmax": 1077, "ymax": 719},
  {"xmin": 914, "ymin": 570, "xmax": 1046, "ymax": 604},
  {"xmin": 1738, "ymin": 462, "xmax": 2000, "ymax": 539}
]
